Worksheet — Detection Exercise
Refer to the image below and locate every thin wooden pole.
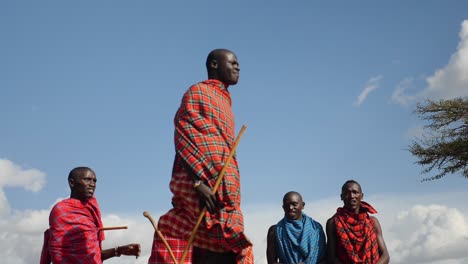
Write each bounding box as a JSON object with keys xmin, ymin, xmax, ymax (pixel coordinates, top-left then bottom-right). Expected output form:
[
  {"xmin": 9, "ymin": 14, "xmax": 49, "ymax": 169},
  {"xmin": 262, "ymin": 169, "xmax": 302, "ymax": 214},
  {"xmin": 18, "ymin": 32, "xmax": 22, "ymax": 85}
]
[{"xmin": 99, "ymin": 226, "xmax": 128, "ymax": 231}]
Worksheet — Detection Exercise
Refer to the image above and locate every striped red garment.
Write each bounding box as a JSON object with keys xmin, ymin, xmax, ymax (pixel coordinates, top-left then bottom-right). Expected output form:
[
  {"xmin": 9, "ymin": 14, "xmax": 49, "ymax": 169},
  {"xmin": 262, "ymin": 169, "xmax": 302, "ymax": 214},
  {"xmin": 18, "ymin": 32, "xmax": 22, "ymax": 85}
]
[
  {"xmin": 45, "ymin": 197, "xmax": 104, "ymax": 264},
  {"xmin": 334, "ymin": 201, "xmax": 380, "ymax": 264},
  {"xmin": 148, "ymin": 233, "xmax": 192, "ymax": 264},
  {"xmin": 156, "ymin": 79, "xmax": 252, "ymax": 259}
]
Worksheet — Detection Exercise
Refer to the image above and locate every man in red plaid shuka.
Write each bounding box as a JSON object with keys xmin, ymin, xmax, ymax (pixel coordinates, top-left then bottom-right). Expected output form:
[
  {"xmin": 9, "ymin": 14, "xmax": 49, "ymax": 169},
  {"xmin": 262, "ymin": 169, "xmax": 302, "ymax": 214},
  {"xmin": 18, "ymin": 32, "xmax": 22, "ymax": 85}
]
[
  {"xmin": 148, "ymin": 49, "xmax": 253, "ymax": 264},
  {"xmin": 40, "ymin": 167, "xmax": 140, "ymax": 264},
  {"xmin": 326, "ymin": 180, "xmax": 390, "ymax": 264}
]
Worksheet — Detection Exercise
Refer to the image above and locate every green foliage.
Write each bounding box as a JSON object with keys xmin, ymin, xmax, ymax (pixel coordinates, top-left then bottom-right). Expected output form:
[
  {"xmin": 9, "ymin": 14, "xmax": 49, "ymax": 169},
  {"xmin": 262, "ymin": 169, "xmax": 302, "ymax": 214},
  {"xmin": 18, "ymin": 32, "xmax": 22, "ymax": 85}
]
[{"xmin": 409, "ymin": 98, "xmax": 468, "ymax": 181}]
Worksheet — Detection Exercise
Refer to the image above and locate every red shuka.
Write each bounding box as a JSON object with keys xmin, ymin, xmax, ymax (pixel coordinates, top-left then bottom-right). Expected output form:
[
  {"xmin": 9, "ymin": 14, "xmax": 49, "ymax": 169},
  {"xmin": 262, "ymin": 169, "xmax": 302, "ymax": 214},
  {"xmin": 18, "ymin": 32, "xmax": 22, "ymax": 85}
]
[
  {"xmin": 152, "ymin": 79, "xmax": 253, "ymax": 263},
  {"xmin": 334, "ymin": 201, "xmax": 380, "ymax": 264},
  {"xmin": 41, "ymin": 197, "xmax": 104, "ymax": 264}
]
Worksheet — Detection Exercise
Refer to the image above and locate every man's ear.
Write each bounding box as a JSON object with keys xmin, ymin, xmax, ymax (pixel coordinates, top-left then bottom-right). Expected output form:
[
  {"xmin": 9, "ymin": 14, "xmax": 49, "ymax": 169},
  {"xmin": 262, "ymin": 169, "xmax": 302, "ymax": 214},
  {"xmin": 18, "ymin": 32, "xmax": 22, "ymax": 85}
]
[
  {"xmin": 210, "ymin": 59, "xmax": 218, "ymax": 70},
  {"xmin": 340, "ymin": 193, "xmax": 344, "ymax": 201},
  {"xmin": 68, "ymin": 178, "xmax": 75, "ymax": 188},
  {"xmin": 361, "ymin": 192, "xmax": 364, "ymax": 199}
]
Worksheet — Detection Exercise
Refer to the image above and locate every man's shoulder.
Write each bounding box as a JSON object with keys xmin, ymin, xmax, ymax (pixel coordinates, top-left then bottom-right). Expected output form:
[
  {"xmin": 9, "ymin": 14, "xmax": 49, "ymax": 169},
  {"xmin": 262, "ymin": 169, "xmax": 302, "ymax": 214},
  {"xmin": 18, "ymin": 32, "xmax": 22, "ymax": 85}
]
[
  {"xmin": 267, "ymin": 225, "xmax": 277, "ymax": 235},
  {"xmin": 188, "ymin": 80, "xmax": 210, "ymax": 89},
  {"xmin": 326, "ymin": 214, "xmax": 338, "ymax": 226},
  {"xmin": 51, "ymin": 198, "xmax": 70, "ymax": 209},
  {"xmin": 328, "ymin": 212, "xmax": 338, "ymax": 221},
  {"xmin": 370, "ymin": 216, "xmax": 381, "ymax": 225},
  {"xmin": 51, "ymin": 197, "xmax": 92, "ymax": 212},
  {"xmin": 184, "ymin": 80, "xmax": 210, "ymax": 97}
]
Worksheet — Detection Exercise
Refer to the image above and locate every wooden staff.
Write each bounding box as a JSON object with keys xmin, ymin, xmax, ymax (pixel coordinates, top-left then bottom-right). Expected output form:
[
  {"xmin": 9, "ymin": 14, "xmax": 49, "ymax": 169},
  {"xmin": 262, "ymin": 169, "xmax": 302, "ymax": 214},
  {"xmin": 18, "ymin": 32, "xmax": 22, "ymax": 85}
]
[
  {"xmin": 179, "ymin": 125, "xmax": 247, "ymax": 264},
  {"xmin": 143, "ymin": 211, "xmax": 177, "ymax": 264},
  {"xmin": 99, "ymin": 226, "xmax": 128, "ymax": 231}
]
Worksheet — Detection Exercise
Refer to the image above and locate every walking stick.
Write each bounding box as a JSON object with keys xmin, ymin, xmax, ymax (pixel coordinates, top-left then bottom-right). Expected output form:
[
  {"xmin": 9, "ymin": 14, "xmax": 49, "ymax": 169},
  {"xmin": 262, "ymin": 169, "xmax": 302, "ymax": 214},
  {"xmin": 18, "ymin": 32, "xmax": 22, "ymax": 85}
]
[
  {"xmin": 143, "ymin": 211, "xmax": 178, "ymax": 264},
  {"xmin": 99, "ymin": 226, "xmax": 128, "ymax": 231},
  {"xmin": 179, "ymin": 125, "xmax": 247, "ymax": 264}
]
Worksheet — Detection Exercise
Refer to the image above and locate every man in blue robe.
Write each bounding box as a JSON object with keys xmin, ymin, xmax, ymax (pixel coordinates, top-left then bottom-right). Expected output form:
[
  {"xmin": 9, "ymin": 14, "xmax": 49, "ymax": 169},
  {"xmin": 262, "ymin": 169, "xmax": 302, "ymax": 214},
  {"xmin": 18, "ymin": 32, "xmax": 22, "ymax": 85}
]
[{"xmin": 267, "ymin": 191, "xmax": 326, "ymax": 264}]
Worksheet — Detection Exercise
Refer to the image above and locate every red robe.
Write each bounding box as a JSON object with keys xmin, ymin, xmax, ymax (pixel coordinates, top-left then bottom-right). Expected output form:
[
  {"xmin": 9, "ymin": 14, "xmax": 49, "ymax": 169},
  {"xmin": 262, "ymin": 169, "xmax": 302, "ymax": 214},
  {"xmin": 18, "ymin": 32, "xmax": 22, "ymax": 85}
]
[
  {"xmin": 149, "ymin": 79, "xmax": 253, "ymax": 264},
  {"xmin": 334, "ymin": 201, "xmax": 380, "ymax": 264},
  {"xmin": 41, "ymin": 197, "xmax": 104, "ymax": 264}
]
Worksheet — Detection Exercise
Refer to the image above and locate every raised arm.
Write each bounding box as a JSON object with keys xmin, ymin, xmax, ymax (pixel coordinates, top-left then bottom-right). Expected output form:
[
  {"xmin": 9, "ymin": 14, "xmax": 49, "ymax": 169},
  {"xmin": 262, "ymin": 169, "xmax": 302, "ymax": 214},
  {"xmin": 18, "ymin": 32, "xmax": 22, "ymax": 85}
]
[
  {"xmin": 326, "ymin": 217, "xmax": 343, "ymax": 264},
  {"xmin": 372, "ymin": 217, "xmax": 390, "ymax": 264}
]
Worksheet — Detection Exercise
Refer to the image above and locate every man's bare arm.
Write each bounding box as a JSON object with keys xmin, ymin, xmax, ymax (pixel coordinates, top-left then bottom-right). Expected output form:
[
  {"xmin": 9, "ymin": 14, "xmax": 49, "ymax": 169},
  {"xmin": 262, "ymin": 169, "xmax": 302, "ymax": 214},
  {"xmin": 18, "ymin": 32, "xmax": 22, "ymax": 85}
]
[
  {"xmin": 101, "ymin": 244, "xmax": 141, "ymax": 261},
  {"xmin": 326, "ymin": 217, "xmax": 343, "ymax": 264},
  {"xmin": 267, "ymin": 225, "xmax": 281, "ymax": 264},
  {"xmin": 372, "ymin": 217, "xmax": 390, "ymax": 264}
]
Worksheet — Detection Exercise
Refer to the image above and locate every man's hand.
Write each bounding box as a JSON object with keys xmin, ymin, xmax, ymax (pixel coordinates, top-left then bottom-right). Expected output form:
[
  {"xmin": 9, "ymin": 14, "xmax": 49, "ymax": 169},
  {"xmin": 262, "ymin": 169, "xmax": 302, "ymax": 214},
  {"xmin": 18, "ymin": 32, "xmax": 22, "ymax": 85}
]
[
  {"xmin": 195, "ymin": 182, "xmax": 221, "ymax": 213},
  {"xmin": 118, "ymin": 244, "xmax": 141, "ymax": 258}
]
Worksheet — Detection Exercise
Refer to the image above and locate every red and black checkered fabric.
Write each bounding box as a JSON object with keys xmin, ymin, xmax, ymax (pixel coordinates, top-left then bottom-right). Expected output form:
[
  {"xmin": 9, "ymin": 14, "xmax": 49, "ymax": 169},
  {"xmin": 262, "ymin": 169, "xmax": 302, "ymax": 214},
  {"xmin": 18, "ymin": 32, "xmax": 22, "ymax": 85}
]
[
  {"xmin": 148, "ymin": 233, "xmax": 192, "ymax": 264},
  {"xmin": 154, "ymin": 79, "xmax": 252, "ymax": 262},
  {"xmin": 334, "ymin": 201, "xmax": 380, "ymax": 264},
  {"xmin": 44, "ymin": 197, "xmax": 104, "ymax": 264}
]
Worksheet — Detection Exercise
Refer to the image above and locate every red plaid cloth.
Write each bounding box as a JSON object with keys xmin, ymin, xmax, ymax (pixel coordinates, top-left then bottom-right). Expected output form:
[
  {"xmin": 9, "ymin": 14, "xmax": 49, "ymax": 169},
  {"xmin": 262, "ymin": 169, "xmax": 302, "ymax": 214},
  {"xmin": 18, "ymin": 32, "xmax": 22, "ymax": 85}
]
[
  {"xmin": 148, "ymin": 233, "xmax": 192, "ymax": 264},
  {"xmin": 43, "ymin": 197, "xmax": 104, "ymax": 264},
  {"xmin": 334, "ymin": 201, "xmax": 380, "ymax": 264},
  {"xmin": 194, "ymin": 245, "xmax": 254, "ymax": 264},
  {"xmin": 154, "ymin": 79, "xmax": 252, "ymax": 259},
  {"xmin": 237, "ymin": 245, "xmax": 254, "ymax": 264}
]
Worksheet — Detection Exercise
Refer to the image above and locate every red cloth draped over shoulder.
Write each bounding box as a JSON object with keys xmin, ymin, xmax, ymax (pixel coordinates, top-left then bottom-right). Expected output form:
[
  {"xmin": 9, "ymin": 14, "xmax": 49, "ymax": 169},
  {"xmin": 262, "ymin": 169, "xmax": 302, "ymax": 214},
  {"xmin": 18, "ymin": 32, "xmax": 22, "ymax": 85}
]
[
  {"xmin": 156, "ymin": 79, "xmax": 253, "ymax": 262},
  {"xmin": 41, "ymin": 197, "xmax": 104, "ymax": 264},
  {"xmin": 334, "ymin": 201, "xmax": 380, "ymax": 264}
]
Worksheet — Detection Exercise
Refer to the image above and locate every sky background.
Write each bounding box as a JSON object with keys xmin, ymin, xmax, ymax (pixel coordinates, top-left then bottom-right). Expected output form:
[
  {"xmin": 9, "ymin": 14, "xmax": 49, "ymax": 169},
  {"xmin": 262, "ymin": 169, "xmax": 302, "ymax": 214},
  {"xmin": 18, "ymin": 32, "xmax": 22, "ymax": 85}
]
[{"xmin": 1, "ymin": 1, "xmax": 468, "ymax": 263}]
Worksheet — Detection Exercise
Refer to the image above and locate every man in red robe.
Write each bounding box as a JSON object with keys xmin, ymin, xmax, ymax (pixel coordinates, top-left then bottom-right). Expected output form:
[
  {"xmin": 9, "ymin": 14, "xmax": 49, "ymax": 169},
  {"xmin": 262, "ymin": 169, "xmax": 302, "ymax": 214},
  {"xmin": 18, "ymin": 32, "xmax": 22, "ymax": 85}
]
[
  {"xmin": 148, "ymin": 49, "xmax": 253, "ymax": 264},
  {"xmin": 40, "ymin": 167, "xmax": 140, "ymax": 264},
  {"xmin": 326, "ymin": 180, "xmax": 390, "ymax": 264}
]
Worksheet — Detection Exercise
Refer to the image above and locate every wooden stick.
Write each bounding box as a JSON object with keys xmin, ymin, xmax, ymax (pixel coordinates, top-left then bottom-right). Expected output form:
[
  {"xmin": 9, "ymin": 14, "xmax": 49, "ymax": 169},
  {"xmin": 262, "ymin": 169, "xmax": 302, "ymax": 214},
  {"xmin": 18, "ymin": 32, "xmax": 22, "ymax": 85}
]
[
  {"xmin": 143, "ymin": 211, "xmax": 177, "ymax": 264},
  {"xmin": 99, "ymin": 226, "xmax": 128, "ymax": 231},
  {"xmin": 179, "ymin": 125, "xmax": 247, "ymax": 264}
]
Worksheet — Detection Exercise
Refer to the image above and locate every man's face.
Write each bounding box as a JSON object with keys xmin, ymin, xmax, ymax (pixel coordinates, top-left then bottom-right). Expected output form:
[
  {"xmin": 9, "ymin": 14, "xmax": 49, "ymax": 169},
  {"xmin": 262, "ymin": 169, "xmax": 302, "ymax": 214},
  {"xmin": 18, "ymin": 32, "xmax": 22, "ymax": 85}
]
[
  {"xmin": 216, "ymin": 52, "xmax": 240, "ymax": 85},
  {"xmin": 341, "ymin": 182, "xmax": 363, "ymax": 212},
  {"xmin": 70, "ymin": 170, "xmax": 97, "ymax": 201},
  {"xmin": 282, "ymin": 193, "xmax": 304, "ymax": 220}
]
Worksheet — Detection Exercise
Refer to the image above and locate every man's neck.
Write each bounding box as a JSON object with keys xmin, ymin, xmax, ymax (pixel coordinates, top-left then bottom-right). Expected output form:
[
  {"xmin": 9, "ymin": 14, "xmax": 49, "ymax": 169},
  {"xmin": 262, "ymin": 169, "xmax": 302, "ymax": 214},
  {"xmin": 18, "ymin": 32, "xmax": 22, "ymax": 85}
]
[{"xmin": 70, "ymin": 194, "xmax": 90, "ymax": 203}]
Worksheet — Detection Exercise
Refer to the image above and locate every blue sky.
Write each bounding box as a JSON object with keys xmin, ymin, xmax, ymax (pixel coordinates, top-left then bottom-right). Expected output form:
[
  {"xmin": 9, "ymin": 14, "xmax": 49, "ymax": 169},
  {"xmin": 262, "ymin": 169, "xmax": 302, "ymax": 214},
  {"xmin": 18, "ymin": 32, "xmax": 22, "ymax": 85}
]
[{"xmin": 1, "ymin": 1, "xmax": 468, "ymax": 263}]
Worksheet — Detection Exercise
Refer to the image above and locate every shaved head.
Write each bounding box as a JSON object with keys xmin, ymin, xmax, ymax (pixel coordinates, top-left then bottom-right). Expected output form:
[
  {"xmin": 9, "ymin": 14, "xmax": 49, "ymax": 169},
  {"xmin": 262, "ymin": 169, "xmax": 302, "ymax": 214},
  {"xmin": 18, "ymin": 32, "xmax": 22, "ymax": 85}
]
[
  {"xmin": 206, "ymin": 49, "xmax": 234, "ymax": 71},
  {"xmin": 68, "ymin": 167, "xmax": 94, "ymax": 181},
  {"xmin": 205, "ymin": 49, "xmax": 240, "ymax": 85},
  {"xmin": 283, "ymin": 191, "xmax": 303, "ymax": 203},
  {"xmin": 68, "ymin": 167, "xmax": 97, "ymax": 201},
  {"xmin": 282, "ymin": 191, "xmax": 304, "ymax": 220},
  {"xmin": 341, "ymin": 180, "xmax": 362, "ymax": 194}
]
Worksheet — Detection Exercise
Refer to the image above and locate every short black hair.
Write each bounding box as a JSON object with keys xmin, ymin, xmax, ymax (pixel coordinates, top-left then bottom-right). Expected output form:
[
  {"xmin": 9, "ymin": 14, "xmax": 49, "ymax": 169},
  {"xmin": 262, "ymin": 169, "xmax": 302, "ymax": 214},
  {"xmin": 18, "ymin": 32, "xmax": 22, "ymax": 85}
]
[
  {"xmin": 68, "ymin": 167, "xmax": 94, "ymax": 180},
  {"xmin": 341, "ymin": 179, "xmax": 362, "ymax": 194}
]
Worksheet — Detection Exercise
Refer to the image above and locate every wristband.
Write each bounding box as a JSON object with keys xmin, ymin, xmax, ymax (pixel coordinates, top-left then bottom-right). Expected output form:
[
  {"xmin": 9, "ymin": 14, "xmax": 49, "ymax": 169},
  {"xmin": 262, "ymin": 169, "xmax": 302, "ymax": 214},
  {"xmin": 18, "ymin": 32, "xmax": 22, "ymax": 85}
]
[
  {"xmin": 114, "ymin": 246, "xmax": 121, "ymax": 257},
  {"xmin": 193, "ymin": 180, "xmax": 202, "ymax": 189}
]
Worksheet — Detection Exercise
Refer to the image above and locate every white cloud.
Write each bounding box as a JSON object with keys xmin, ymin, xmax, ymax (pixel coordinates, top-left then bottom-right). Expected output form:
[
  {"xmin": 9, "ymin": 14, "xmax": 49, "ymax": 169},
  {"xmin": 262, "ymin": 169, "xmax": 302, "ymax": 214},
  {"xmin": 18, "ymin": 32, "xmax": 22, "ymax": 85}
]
[
  {"xmin": 0, "ymin": 159, "xmax": 46, "ymax": 192},
  {"xmin": 392, "ymin": 20, "xmax": 468, "ymax": 106},
  {"xmin": 391, "ymin": 77, "xmax": 417, "ymax": 107},
  {"xmin": 0, "ymin": 159, "xmax": 46, "ymax": 216},
  {"xmin": 355, "ymin": 75, "xmax": 383, "ymax": 106},
  {"xmin": 2, "ymin": 174, "xmax": 468, "ymax": 264},
  {"xmin": 0, "ymin": 190, "xmax": 10, "ymax": 216},
  {"xmin": 388, "ymin": 204, "xmax": 468, "ymax": 264}
]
